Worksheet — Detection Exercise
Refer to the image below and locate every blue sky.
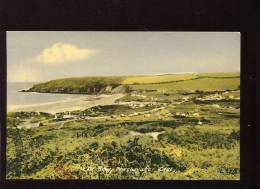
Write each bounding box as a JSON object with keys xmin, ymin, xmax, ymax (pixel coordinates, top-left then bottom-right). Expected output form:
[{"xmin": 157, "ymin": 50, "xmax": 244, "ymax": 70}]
[{"xmin": 7, "ymin": 32, "xmax": 240, "ymax": 82}]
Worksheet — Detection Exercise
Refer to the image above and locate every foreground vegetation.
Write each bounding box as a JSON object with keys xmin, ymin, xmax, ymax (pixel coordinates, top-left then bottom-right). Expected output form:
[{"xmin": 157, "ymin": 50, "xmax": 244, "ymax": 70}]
[{"xmin": 7, "ymin": 73, "xmax": 240, "ymax": 179}]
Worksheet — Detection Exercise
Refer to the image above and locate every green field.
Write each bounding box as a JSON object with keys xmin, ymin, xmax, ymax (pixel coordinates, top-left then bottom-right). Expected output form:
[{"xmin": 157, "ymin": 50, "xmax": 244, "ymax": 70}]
[
  {"xmin": 7, "ymin": 72, "xmax": 240, "ymax": 180},
  {"xmin": 131, "ymin": 77, "xmax": 239, "ymax": 92},
  {"xmin": 122, "ymin": 74, "xmax": 198, "ymax": 84},
  {"xmin": 24, "ymin": 72, "xmax": 239, "ymax": 94}
]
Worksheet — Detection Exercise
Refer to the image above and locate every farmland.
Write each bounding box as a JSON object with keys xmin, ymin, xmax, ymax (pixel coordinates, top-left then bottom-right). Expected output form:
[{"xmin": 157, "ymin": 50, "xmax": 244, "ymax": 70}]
[{"xmin": 7, "ymin": 72, "xmax": 240, "ymax": 180}]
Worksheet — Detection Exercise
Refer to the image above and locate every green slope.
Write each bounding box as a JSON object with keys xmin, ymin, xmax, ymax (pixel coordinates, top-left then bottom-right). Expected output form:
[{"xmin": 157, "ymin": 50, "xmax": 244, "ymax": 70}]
[{"xmin": 25, "ymin": 73, "xmax": 240, "ymax": 94}]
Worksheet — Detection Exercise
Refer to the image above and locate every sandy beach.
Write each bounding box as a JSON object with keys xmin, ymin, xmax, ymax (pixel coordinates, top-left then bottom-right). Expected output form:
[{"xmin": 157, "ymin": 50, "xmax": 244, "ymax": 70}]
[{"xmin": 8, "ymin": 94, "xmax": 125, "ymax": 114}]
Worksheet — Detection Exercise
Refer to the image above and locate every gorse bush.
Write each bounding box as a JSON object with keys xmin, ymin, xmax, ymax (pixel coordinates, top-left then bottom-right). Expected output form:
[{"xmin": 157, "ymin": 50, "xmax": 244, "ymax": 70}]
[
  {"xmin": 97, "ymin": 138, "xmax": 188, "ymax": 171},
  {"xmin": 21, "ymin": 148, "xmax": 57, "ymax": 175},
  {"xmin": 134, "ymin": 127, "xmax": 164, "ymax": 133},
  {"xmin": 218, "ymin": 165, "xmax": 240, "ymax": 175},
  {"xmin": 76, "ymin": 124, "xmax": 109, "ymax": 137},
  {"xmin": 229, "ymin": 130, "xmax": 240, "ymax": 140},
  {"xmin": 166, "ymin": 128, "xmax": 238, "ymax": 149}
]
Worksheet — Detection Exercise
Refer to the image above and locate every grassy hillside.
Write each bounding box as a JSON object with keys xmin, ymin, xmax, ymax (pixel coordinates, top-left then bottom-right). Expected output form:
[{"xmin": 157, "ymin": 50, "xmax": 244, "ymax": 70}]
[
  {"xmin": 131, "ymin": 77, "xmax": 239, "ymax": 92},
  {"xmin": 7, "ymin": 72, "xmax": 240, "ymax": 180},
  {"xmin": 198, "ymin": 72, "xmax": 240, "ymax": 78},
  {"xmin": 25, "ymin": 73, "xmax": 240, "ymax": 94},
  {"xmin": 121, "ymin": 74, "xmax": 198, "ymax": 84},
  {"xmin": 31, "ymin": 77, "xmax": 124, "ymax": 90},
  {"xmin": 7, "ymin": 93, "xmax": 240, "ymax": 179}
]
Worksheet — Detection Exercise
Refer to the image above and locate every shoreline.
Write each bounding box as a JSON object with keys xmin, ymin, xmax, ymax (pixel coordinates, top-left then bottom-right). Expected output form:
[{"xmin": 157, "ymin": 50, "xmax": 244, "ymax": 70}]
[{"xmin": 8, "ymin": 93, "xmax": 125, "ymax": 114}]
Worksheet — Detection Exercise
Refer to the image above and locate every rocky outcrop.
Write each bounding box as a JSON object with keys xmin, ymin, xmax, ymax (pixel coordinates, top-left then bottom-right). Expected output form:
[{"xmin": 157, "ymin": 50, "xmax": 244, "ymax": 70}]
[{"xmin": 111, "ymin": 85, "xmax": 129, "ymax": 94}]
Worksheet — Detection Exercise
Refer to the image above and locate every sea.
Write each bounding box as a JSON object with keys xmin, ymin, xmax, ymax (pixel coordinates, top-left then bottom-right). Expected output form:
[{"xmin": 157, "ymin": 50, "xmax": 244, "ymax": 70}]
[{"xmin": 7, "ymin": 82, "xmax": 85, "ymax": 112}]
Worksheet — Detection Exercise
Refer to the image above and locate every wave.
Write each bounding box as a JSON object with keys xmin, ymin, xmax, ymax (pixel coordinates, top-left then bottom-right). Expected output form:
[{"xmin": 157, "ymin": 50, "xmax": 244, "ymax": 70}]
[{"xmin": 7, "ymin": 96, "xmax": 87, "ymax": 112}]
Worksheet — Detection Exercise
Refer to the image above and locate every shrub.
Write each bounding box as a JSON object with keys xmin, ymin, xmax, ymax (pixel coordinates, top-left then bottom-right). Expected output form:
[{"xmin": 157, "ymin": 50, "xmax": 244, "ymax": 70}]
[
  {"xmin": 229, "ymin": 130, "xmax": 240, "ymax": 140},
  {"xmin": 98, "ymin": 138, "xmax": 188, "ymax": 171},
  {"xmin": 167, "ymin": 128, "xmax": 237, "ymax": 149}
]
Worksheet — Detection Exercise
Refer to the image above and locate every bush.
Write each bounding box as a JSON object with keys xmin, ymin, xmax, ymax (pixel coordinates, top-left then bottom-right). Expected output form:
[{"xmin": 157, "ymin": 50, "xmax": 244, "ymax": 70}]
[
  {"xmin": 98, "ymin": 138, "xmax": 188, "ymax": 171},
  {"xmin": 229, "ymin": 130, "xmax": 240, "ymax": 140},
  {"xmin": 134, "ymin": 127, "xmax": 164, "ymax": 133},
  {"xmin": 167, "ymin": 128, "xmax": 237, "ymax": 149}
]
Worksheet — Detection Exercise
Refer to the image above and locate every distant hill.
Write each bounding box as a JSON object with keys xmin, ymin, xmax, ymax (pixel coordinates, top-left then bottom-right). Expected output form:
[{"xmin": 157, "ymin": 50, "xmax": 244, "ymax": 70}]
[{"xmin": 23, "ymin": 72, "xmax": 240, "ymax": 94}]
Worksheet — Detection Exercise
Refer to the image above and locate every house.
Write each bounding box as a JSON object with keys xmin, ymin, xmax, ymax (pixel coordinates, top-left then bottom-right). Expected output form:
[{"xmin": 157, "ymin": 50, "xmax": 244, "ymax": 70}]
[
  {"xmin": 192, "ymin": 113, "xmax": 200, "ymax": 117},
  {"xmin": 63, "ymin": 115, "xmax": 75, "ymax": 119},
  {"xmin": 212, "ymin": 104, "xmax": 220, "ymax": 108},
  {"xmin": 197, "ymin": 121, "xmax": 203, "ymax": 125},
  {"xmin": 196, "ymin": 93, "xmax": 224, "ymax": 101}
]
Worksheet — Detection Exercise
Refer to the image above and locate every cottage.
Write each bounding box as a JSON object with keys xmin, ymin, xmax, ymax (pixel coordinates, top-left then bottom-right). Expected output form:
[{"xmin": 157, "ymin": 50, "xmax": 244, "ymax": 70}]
[
  {"xmin": 196, "ymin": 93, "xmax": 224, "ymax": 101},
  {"xmin": 63, "ymin": 115, "xmax": 75, "ymax": 119},
  {"xmin": 197, "ymin": 121, "xmax": 203, "ymax": 125},
  {"xmin": 192, "ymin": 113, "xmax": 200, "ymax": 117},
  {"xmin": 212, "ymin": 104, "xmax": 220, "ymax": 108}
]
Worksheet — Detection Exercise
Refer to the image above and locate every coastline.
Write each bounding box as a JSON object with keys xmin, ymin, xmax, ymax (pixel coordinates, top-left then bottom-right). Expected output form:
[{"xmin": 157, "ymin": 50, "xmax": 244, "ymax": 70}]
[{"xmin": 8, "ymin": 93, "xmax": 125, "ymax": 114}]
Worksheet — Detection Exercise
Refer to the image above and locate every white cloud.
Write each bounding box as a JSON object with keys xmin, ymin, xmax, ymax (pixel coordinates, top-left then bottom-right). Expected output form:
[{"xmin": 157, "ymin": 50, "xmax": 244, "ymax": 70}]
[{"xmin": 36, "ymin": 43, "xmax": 98, "ymax": 64}]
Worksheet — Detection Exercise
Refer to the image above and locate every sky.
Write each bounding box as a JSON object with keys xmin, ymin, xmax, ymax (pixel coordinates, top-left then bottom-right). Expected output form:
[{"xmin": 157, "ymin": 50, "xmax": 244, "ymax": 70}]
[{"xmin": 7, "ymin": 31, "xmax": 240, "ymax": 82}]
